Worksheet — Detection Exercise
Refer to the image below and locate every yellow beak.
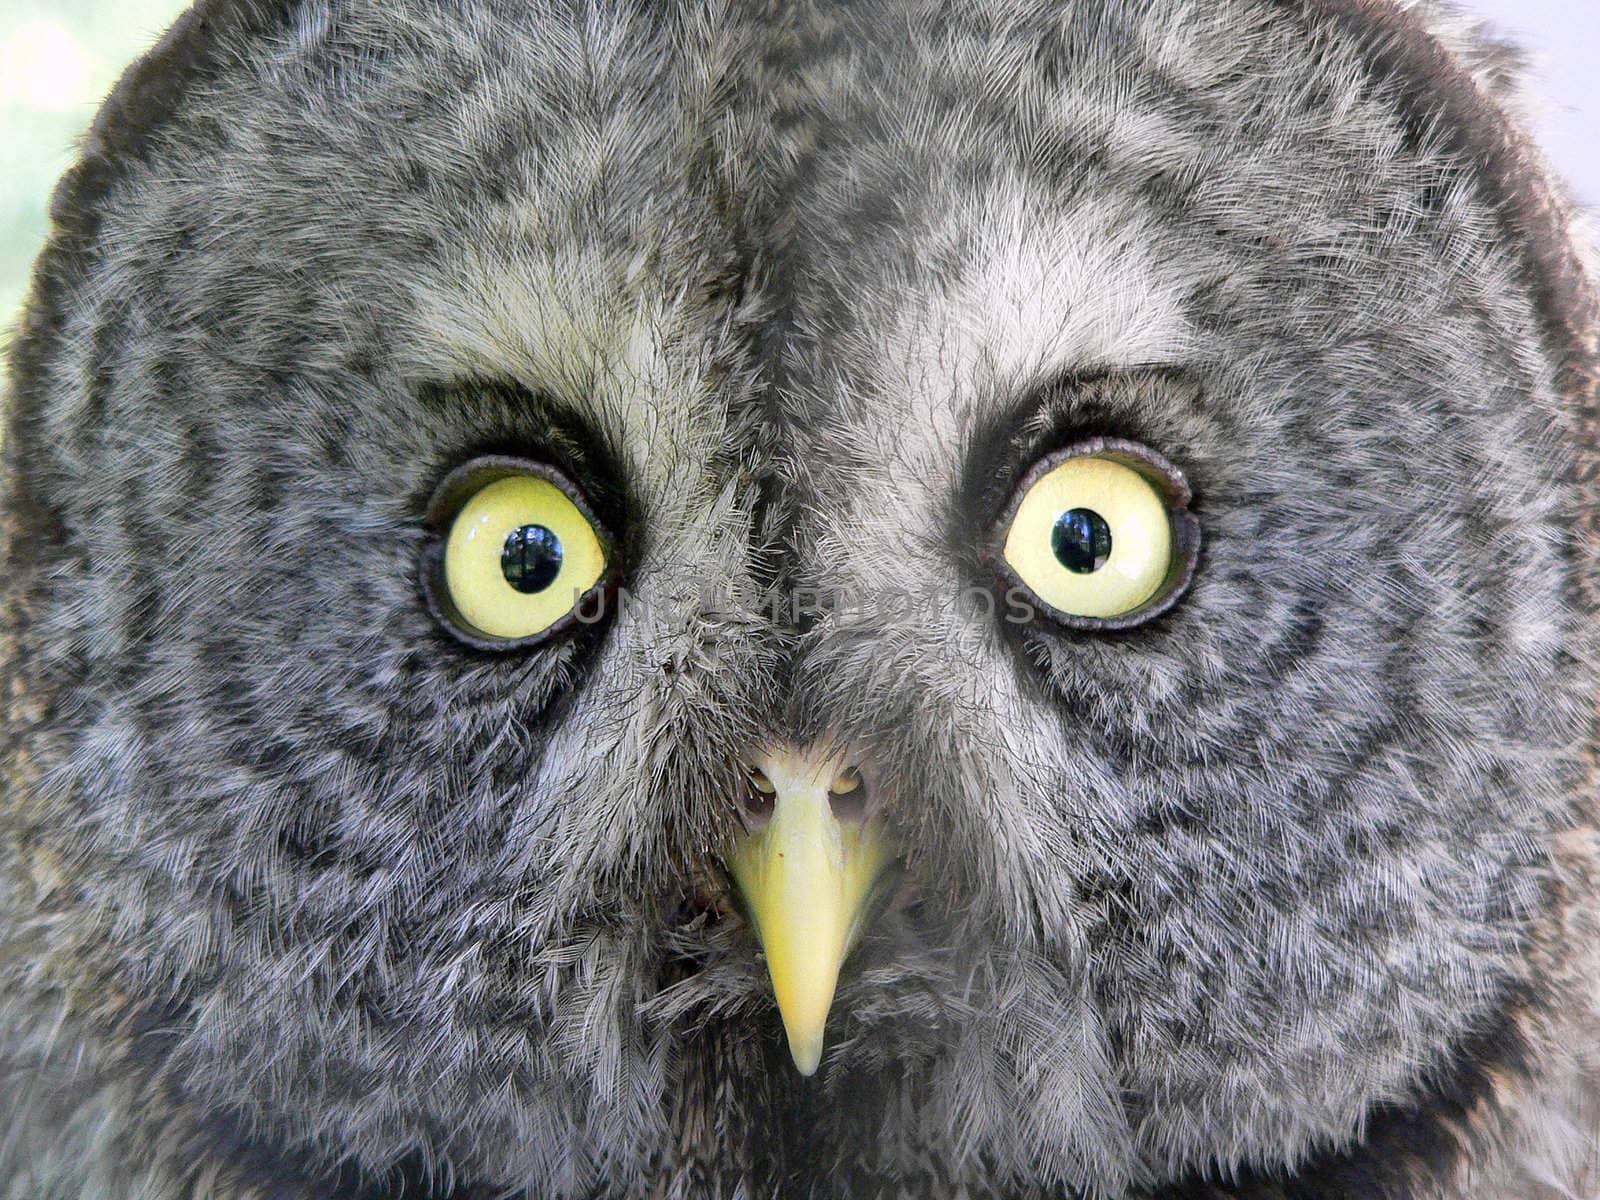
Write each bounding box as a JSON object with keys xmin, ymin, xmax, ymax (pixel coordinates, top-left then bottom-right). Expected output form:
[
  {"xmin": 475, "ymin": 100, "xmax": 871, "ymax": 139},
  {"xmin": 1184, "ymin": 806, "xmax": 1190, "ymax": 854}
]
[{"xmin": 725, "ymin": 747, "xmax": 895, "ymax": 1075}]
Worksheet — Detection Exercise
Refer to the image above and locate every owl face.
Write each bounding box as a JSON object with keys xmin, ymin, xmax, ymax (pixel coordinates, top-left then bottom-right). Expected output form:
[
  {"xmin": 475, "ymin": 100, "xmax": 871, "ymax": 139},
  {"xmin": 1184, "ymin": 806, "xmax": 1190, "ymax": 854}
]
[{"xmin": 3, "ymin": 0, "xmax": 1595, "ymax": 1197}]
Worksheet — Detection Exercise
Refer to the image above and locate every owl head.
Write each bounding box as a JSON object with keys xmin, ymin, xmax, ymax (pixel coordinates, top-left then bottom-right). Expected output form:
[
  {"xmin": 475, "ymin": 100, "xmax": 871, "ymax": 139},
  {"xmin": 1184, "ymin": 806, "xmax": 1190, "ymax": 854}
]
[{"xmin": 2, "ymin": 1, "xmax": 1597, "ymax": 1198}]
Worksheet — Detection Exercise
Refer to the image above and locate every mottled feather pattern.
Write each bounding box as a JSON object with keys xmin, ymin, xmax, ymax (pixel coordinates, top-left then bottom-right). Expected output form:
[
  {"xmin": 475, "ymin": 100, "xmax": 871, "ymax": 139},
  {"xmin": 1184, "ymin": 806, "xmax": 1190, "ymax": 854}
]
[{"xmin": 1, "ymin": 1, "xmax": 1596, "ymax": 1198}]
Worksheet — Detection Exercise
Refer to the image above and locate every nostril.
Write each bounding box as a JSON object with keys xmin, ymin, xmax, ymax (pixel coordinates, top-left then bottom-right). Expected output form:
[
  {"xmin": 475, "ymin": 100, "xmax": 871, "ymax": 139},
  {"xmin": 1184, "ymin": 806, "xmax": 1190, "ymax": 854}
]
[
  {"xmin": 829, "ymin": 767, "xmax": 867, "ymax": 823},
  {"xmin": 738, "ymin": 761, "xmax": 871, "ymax": 827},
  {"xmin": 742, "ymin": 766, "xmax": 776, "ymax": 827}
]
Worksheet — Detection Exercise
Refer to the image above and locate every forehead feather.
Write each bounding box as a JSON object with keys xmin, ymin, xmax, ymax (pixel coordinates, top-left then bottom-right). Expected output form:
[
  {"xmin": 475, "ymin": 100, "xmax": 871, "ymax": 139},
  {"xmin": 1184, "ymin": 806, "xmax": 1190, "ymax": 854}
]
[{"xmin": 874, "ymin": 182, "xmax": 1195, "ymax": 437}]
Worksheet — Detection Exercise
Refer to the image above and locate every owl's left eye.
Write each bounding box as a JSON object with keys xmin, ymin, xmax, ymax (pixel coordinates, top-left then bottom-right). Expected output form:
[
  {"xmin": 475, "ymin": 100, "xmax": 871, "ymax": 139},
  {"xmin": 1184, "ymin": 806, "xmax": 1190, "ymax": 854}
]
[
  {"xmin": 991, "ymin": 438, "xmax": 1199, "ymax": 630},
  {"xmin": 423, "ymin": 457, "xmax": 614, "ymax": 648}
]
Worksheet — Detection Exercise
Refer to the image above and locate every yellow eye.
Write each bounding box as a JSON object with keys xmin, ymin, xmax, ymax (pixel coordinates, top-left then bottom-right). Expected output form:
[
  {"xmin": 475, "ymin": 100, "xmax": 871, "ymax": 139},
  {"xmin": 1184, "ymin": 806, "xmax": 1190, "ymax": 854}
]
[
  {"xmin": 442, "ymin": 474, "xmax": 608, "ymax": 641},
  {"xmin": 1001, "ymin": 453, "xmax": 1176, "ymax": 620}
]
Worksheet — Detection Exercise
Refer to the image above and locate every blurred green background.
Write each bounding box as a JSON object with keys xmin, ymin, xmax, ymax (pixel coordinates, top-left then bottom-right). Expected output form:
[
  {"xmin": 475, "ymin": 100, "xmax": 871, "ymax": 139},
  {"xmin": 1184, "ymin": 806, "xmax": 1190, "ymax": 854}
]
[{"xmin": 1, "ymin": 0, "xmax": 188, "ymax": 328}]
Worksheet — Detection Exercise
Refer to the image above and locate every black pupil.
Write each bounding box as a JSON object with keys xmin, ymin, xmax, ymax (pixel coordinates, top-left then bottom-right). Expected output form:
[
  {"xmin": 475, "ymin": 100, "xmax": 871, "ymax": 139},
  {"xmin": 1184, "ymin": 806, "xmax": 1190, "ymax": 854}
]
[
  {"xmin": 501, "ymin": 525, "xmax": 563, "ymax": 593},
  {"xmin": 1051, "ymin": 508, "xmax": 1113, "ymax": 574}
]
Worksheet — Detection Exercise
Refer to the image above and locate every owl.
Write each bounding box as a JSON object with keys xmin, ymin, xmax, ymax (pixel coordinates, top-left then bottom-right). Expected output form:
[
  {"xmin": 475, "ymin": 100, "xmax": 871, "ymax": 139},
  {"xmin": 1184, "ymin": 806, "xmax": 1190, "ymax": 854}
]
[{"xmin": 2, "ymin": 0, "xmax": 1598, "ymax": 1197}]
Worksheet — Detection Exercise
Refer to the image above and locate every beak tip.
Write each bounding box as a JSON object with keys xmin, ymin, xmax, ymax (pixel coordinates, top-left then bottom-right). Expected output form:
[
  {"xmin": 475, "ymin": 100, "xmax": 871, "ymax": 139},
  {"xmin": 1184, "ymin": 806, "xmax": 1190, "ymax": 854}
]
[
  {"xmin": 773, "ymin": 977, "xmax": 834, "ymax": 1076},
  {"xmin": 788, "ymin": 1034, "xmax": 824, "ymax": 1076}
]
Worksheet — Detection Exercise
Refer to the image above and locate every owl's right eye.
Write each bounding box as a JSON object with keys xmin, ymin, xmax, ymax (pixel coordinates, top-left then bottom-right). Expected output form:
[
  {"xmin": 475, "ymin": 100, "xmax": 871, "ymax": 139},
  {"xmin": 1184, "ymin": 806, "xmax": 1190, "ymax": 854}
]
[{"xmin": 423, "ymin": 458, "xmax": 615, "ymax": 648}]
